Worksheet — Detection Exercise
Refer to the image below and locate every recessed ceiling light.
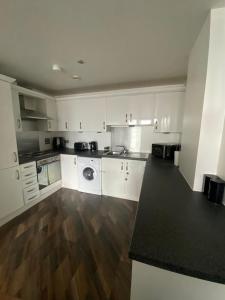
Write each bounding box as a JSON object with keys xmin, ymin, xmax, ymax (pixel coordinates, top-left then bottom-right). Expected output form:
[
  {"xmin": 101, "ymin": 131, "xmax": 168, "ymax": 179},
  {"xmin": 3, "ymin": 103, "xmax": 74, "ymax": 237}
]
[
  {"xmin": 72, "ymin": 75, "xmax": 81, "ymax": 80},
  {"xmin": 52, "ymin": 64, "xmax": 62, "ymax": 71},
  {"xmin": 77, "ymin": 59, "xmax": 85, "ymax": 64}
]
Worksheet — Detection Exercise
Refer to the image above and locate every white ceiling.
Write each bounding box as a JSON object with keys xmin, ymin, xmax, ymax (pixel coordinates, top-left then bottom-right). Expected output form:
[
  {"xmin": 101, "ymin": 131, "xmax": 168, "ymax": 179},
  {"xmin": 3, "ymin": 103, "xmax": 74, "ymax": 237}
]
[{"xmin": 0, "ymin": 0, "xmax": 224, "ymax": 95}]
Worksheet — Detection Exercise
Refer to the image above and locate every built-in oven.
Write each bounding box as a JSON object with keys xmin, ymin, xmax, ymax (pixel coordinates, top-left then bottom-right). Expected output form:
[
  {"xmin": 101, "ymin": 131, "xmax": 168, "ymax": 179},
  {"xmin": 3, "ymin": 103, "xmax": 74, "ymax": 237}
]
[{"xmin": 36, "ymin": 155, "xmax": 61, "ymax": 190}]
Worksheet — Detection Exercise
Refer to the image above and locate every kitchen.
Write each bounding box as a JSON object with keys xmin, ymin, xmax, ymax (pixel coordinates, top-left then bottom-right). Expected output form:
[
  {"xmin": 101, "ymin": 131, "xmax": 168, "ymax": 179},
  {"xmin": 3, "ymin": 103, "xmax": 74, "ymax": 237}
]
[{"xmin": 1, "ymin": 1, "xmax": 225, "ymax": 300}]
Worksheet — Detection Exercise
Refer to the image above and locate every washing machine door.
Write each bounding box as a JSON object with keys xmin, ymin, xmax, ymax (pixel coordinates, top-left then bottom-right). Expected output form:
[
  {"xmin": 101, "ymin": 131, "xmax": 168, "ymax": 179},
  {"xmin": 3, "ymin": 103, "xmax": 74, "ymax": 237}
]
[{"xmin": 82, "ymin": 166, "xmax": 96, "ymax": 181}]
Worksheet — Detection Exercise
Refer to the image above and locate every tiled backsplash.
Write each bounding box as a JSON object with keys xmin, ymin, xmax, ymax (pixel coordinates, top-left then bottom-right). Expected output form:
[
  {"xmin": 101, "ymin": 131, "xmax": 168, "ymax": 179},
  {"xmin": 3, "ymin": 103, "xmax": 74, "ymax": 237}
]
[
  {"xmin": 62, "ymin": 131, "xmax": 111, "ymax": 150},
  {"xmin": 111, "ymin": 127, "xmax": 181, "ymax": 153},
  {"xmin": 17, "ymin": 127, "xmax": 181, "ymax": 154}
]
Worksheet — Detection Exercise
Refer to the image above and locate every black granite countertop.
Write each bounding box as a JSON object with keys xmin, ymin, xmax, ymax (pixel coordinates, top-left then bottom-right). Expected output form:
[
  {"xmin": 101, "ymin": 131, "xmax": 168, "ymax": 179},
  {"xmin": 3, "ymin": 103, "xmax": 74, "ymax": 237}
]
[
  {"xmin": 129, "ymin": 155, "xmax": 225, "ymax": 284},
  {"xmin": 19, "ymin": 149, "xmax": 149, "ymax": 164}
]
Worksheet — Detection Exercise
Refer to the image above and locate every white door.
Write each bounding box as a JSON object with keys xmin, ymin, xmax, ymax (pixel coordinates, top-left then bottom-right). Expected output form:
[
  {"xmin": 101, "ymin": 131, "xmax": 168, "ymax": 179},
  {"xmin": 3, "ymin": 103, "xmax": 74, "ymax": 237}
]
[
  {"xmin": 154, "ymin": 91, "xmax": 184, "ymax": 133},
  {"xmin": 11, "ymin": 89, "xmax": 22, "ymax": 132},
  {"xmin": 61, "ymin": 155, "xmax": 78, "ymax": 190},
  {"xmin": 106, "ymin": 95, "xmax": 129, "ymax": 126},
  {"xmin": 124, "ymin": 160, "xmax": 146, "ymax": 201},
  {"xmin": 102, "ymin": 158, "xmax": 125, "ymax": 198},
  {"xmin": 0, "ymin": 166, "xmax": 24, "ymax": 220},
  {"xmin": 0, "ymin": 81, "xmax": 19, "ymax": 169},
  {"xmin": 46, "ymin": 99, "xmax": 58, "ymax": 131},
  {"xmin": 78, "ymin": 97, "xmax": 106, "ymax": 132}
]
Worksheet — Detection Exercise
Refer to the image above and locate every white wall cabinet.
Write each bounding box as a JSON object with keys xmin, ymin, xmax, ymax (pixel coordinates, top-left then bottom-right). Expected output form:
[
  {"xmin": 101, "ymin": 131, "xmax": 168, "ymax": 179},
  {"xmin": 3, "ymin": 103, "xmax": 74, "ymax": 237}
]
[
  {"xmin": 61, "ymin": 154, "xmax": 78, "ymax": 190},
  {"xmin": 46, "ymin": 99, "xmax": 58, "ymax": 131},
  {"xmin": 102, "ymin": 158, "xmax": 146, "ymax": 201},
  {"xmin": 0, "ymin": 80, "xmax": 19, "ymax": 169},
  {"xmin": 106, "ymin": 93, "xmax": 156, "ymax": 126},
  {"xmin": 0, "ymin": 167, "xmax": 24, "ymax": 220},
  {"xmin": 154, "ymin": 91, "xmax": 184, "ymax": 133}
]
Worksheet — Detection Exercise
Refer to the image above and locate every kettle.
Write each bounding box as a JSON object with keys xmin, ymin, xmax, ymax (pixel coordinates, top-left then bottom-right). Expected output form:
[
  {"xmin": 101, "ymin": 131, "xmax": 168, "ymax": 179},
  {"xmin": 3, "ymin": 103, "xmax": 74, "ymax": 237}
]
[{"xmin": 89, "ymin": 141, "xmax": 98, "ymax": 152}]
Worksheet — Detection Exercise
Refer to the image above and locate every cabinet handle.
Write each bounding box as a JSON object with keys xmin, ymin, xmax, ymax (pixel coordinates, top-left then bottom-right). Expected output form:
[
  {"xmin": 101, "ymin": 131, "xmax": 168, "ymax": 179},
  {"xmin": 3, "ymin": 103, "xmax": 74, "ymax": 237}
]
[
  {"xmin": 126, "ymin": 162, "xmax": 128, "ymax": 171},
  {"xmin": 125, "ymin": 178, "xmax": 128, "ymax": 181},
  {"xmin": 80, "ymin": 122, "xmax": 82, "ymax": 130},
  {"xmin": 17, "ymin": 119, "xmax": 21, "ymax": 129},
  {"xmin": 16, "ymin": 170, "xmax": 20, "ymax": 180},
  {"xmin": 27, "ymin": 188, "xmax": 36, "ymax": 193},
  {"xmin": 48, "ymin": 121, "xmax": 51, "ymax": 129},
  {"xmin": 27, "ymin": 195, "xmax": 37, "ymax": 201},
  {"xmin": 26, "ymin": 181, "xmax": 34, "ymax": 185},
  {"xmin": 13, "ymin": 152, "xmax": 18, "ymax": 163},
  {"xmin": 125, "ymin": 113, "xmax": 128, "ymax": 123},
  {"xmin": 25, "ymin": 173, "xmax": 33, "ymax": 177},
  {"xmin": 24, "ymin": 165, "xmax": 33, "ymax": 169},
  {"xmin": 103, "ymin": 121, "xmax": 106, "ymax": 130},
  {"xmin": 65, "ymin": 122, "xmax": 68, "ymax": 129},
  {"xmin": 130, "ymin": 113, "xmax": 132, "ymax": 122},
  {"xmin": 154, "ymin": 119, "xmax": 158, "ymax": 130},
  {"xmin": 74, "ymin": 157, "xmax": 76, "ymax": 165},
  {"xmin": 121, "ymin": 162, "xmax": 124, "ymax": 171}
]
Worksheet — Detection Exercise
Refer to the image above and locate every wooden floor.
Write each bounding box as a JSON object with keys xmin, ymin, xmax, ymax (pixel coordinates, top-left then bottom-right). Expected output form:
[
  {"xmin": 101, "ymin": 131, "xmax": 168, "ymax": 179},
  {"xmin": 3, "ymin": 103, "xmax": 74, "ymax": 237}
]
[{"xmin": 0, "ymin": 188, "xmax": 137, "ymax": 300}]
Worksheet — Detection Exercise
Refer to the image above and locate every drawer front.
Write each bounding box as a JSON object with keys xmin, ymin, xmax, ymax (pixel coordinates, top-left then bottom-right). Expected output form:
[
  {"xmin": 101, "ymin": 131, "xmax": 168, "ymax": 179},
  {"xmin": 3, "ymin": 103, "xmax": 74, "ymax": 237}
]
[
  {"xmin": 24, "ymin": 183, "xmax": 39, "ymax": 199},
  {"xmin": 24, "ymin": 191, "xmax": 40, "ymax": 203},
  {"xmin": 21, "ymin": 169, "xmax": 37, "ymax": 181},
  {"xmin": 20, "ymin": 162, "xmax": 36, "ymax": 173},
  {"xmin": 22, "ymin": 176, "xmax": 37, "ymax": 189}
]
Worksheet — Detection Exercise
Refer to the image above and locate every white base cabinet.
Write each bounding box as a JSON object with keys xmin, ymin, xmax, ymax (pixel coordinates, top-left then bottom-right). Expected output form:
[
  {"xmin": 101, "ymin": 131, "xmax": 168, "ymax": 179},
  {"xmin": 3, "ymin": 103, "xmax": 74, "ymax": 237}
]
[
  {"xmin": 102, "ymin": 158, "xmax": 146, "ymax": 201},
  {"xmin": 61, "ymin": 154, "xmax": 78, "ymax": 190},
  {"xmin": 0, "ymin": 167, "xmax": 24, "ymax": 220}
]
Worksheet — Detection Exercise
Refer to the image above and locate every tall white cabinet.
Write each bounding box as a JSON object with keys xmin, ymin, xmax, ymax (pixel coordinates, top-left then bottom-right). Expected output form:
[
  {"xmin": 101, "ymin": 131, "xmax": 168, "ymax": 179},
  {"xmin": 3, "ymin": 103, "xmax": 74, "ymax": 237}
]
[
  {"xmin": 0, "ymin": 79, "xmax": 24, "ymax": 220},
  {"xmin": 0, "ymin": 80, "xmax": 19, "ymax": 169}
]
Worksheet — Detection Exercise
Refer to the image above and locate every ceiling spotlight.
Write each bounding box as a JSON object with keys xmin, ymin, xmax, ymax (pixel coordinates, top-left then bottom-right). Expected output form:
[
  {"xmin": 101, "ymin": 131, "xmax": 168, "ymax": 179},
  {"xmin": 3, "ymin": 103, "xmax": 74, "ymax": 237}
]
[
  {"xmin": 72, "ymin": 75, "xmax": 81, "ymax": 80},
  {"xmin": 77, "ymin": 59, "xmax": 85, "ymax": 64},
  {"xmin": 52, "ymin": 64, "xmax": 62, "ymax": 72}
]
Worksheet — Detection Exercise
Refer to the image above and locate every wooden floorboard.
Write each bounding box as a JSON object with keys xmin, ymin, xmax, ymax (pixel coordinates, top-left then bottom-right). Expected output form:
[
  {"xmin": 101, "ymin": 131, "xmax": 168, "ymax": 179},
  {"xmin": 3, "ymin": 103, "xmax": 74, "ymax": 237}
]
[{"xmin": 0, "ymin": 188, "xmax": 137, "ymax": 300}]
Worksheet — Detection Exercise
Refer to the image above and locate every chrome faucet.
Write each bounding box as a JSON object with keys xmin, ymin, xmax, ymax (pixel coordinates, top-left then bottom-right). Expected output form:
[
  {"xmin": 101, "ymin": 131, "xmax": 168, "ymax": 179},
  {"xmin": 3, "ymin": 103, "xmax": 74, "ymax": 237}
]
[{"xmin": 116, "ymin": 145, "xmax": 128, "ymax": 154}]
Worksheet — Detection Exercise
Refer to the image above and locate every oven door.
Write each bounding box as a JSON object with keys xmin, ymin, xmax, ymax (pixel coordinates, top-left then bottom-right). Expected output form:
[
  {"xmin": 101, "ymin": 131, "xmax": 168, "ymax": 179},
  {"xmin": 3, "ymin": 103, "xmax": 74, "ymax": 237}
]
[
  {"xmin": 37, "ymin": 164, "xmax": 49, "ymax": 190},
  {"xmin": 48, "ymin": 161, "xmax": 61, "ymax": 185}
]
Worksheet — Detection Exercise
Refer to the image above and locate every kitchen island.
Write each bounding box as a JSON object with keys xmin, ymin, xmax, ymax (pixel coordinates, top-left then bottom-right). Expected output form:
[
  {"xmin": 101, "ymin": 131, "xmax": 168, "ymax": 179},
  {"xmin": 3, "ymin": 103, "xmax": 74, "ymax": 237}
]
[{"xmin": 129, "ymin": 155, "xmax": 225, "ymax": 299}]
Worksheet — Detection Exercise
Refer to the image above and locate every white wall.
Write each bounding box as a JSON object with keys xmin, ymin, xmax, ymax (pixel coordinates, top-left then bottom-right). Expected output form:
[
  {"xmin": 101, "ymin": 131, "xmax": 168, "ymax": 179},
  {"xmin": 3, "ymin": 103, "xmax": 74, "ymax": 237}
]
[
  {"xmin": 217, "ymin": 121, "xmax": 225, "ymax": 179},
  {"xmin": 179, "ymin": 15, "xmax": 210, "ymax": 189},
  {"xmin": 180, "ymin": 8, "xmax": 225, "ymax": 191},
  {"xmin": 131, "ymin": 261, "xmax": 225, "ymax": 300}
]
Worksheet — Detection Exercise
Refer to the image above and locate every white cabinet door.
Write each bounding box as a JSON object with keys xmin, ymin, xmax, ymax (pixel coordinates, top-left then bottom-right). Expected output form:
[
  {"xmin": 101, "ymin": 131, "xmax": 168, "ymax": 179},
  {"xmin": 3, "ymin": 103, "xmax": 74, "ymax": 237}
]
[
  {"xmin": 128, "ymin": 93, "xmax": 156, "ymax": 126},
  {"xmin": 154, "ymin": 91, "xmax": 184, "ymax": 133},
  {"xmin": 0, "ymin": 166, "xmax": 24, "ymax": 220},
  {"xmin": 106, "ymin": 95, "xmax": 129, "ymax": 126},
  {"xmin": 61, "ymin": 154, "xmax": 78, "ymax": 190},
  {"xmin": 124, "ymin": 160, "xmax": 146, "ymax": 201},
  {"xmin": 46, "ymin": 99, "xmax": 58, "ymax": 131},
  {"xmin": 0, "ymin": 81, "xmax": 19, "ymax": 169},
  {"xmin": 102, "ymin": 158, "xmax": 125, "ymax": 198},
  {"xmin": 57, "ymin": 100, "xmax": 78, "ymax": 131},
  {"xmin": 77, "ymin": 98, "xmax": 106, "ymax": 132},
  {"xmin": 12, "ymin": 89, "xmax": 22, "ymax": 132}
]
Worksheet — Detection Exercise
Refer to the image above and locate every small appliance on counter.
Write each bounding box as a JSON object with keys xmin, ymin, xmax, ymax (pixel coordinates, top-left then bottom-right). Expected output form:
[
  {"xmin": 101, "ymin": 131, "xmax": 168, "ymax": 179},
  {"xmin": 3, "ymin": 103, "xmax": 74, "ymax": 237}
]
[
  {"xmin": 74, "ymin": 142, "xmax": 89, "ymax": 151},
  {"xmin": 53, "ymin": 137, "xmax": 65, "ymax": 150},
  {"xmin": 89, "ymin": 141, "xmax": 98, "ymax": 152},
  {"xmin": 152, "ymin": 143, "xmax": 181, "ymax": 160},
  {"xmin": 203, "ymin": 174, "xmax": 225, "ymax": 205}
]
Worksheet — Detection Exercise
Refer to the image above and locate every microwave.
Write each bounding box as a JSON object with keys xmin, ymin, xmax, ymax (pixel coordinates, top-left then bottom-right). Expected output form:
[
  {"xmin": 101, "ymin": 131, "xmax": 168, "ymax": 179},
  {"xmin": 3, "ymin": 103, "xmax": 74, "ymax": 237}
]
[{"xmin": 152, "ymin": 143, "xmax": 181, "ymax": 160}]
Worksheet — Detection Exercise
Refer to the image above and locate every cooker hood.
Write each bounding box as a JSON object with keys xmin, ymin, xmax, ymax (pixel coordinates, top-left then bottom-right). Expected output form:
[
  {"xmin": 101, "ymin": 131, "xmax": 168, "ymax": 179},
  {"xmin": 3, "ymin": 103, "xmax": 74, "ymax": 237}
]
[{"xmin": 21, "ymin": 109, "xmax": 49, "ymax": 120}]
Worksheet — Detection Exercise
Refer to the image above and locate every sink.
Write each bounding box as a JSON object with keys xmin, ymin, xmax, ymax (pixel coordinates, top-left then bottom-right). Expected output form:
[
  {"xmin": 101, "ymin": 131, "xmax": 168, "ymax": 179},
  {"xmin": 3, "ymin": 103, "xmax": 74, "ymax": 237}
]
[{"xmin": 105, "ymin": 151, "xmax": 122, "ymax": 156}]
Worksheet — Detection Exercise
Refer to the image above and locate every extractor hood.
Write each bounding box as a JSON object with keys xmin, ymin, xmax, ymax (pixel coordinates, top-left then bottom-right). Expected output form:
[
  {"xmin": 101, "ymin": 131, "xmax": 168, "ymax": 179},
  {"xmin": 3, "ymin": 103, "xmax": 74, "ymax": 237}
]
[{"xmin": 21, "ymin": 109, "xmax": 49, "ymax": 120}]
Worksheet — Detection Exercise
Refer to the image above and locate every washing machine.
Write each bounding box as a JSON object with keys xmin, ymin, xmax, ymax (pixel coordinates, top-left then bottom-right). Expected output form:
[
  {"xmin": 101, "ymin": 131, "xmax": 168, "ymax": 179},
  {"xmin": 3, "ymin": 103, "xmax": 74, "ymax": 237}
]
[{"xmin": 77, "ymin": 157, "xmax": 102, "ymax": 195}]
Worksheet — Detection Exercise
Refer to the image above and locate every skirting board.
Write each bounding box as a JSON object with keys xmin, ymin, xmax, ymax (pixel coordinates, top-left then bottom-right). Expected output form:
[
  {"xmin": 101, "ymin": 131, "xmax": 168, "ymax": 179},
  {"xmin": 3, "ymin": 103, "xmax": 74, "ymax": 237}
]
[{"xmin": 0, "ymin": 180, "xmax": 62, "ymax": 227}]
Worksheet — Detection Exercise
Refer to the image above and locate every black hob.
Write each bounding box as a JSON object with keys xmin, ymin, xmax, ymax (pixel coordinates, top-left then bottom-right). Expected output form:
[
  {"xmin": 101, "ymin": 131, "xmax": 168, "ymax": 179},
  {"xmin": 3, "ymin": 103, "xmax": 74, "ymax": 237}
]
[{"xmin": 19, "ymin": 150, "xmax": 60, "ymax": 164}]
